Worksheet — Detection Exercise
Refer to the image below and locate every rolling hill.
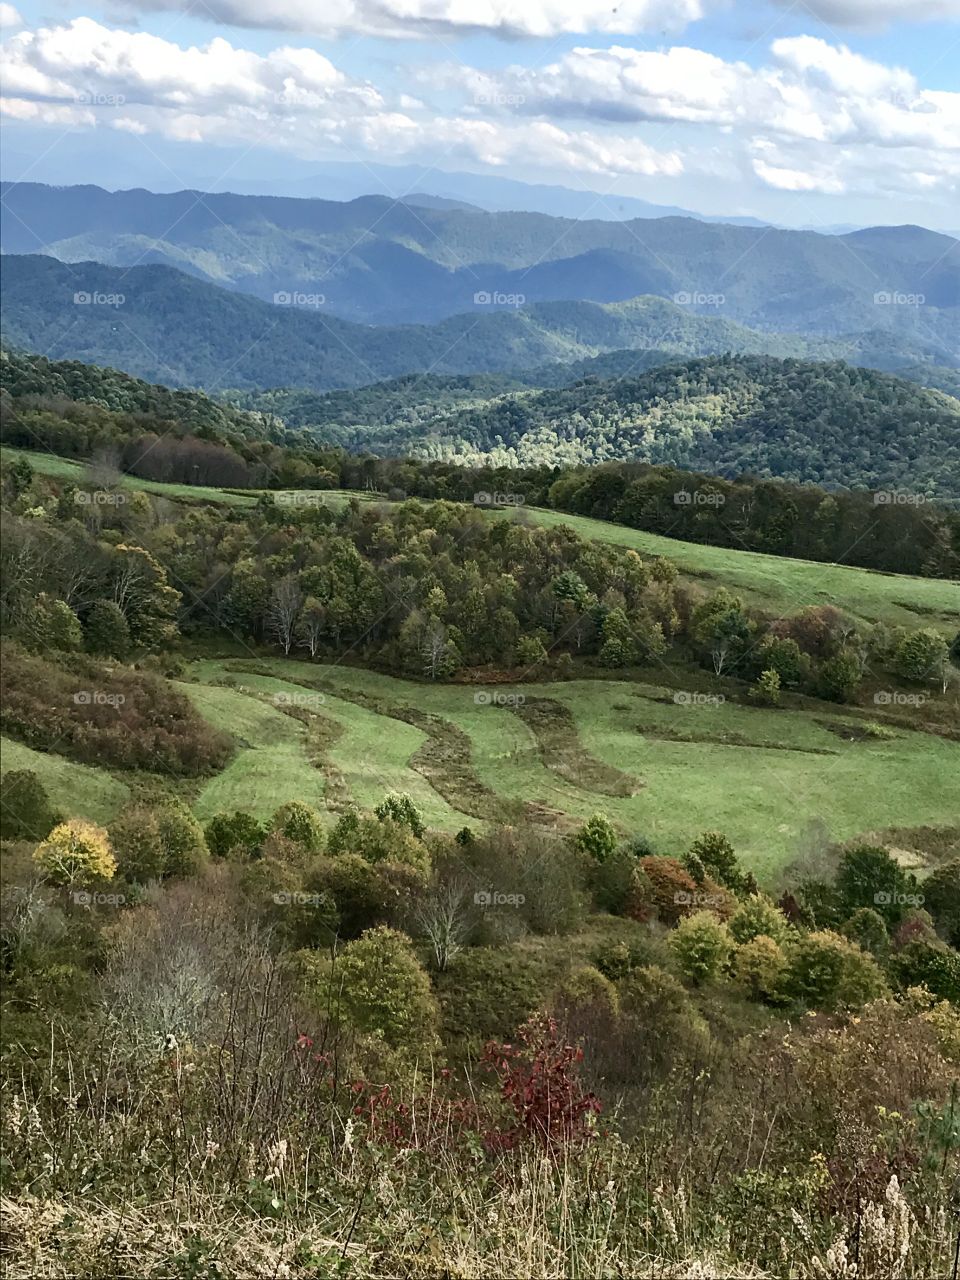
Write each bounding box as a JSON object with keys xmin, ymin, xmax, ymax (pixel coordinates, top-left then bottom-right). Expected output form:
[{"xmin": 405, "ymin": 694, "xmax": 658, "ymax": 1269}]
[
  {"xmin": 2, "ymin": 182, "xmax": 957, "ymax": 347},
  {"xmin": 0, "ymin": 347, "xmax": 276, "ymax": 440},
  {"xmin": 2, "ymin": 254, "xmax": 956, "ymax": 397},
  {"xmin": 243, "ymin": 355, "xmax": 960, "ymax": 502}
]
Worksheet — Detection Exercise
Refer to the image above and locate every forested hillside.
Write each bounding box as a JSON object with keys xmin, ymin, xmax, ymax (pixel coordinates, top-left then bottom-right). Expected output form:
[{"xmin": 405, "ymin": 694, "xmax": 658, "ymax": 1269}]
[
  {"xmin": 4, "ymin": 350, "xmax": 959, "ymax": 576},
  {"xmin": 3, "ymin": 367, "xmax": 959, "ymax": 1280},
  {"xmin": 0, "ymin": 348, "xmax": 279, "ymax": 440},
  {"xmin": 3, "ymin": 255, "xmax": 956, "ymax": 395},
  {"xmin": 294, "ymin": 356, "xmax": 960, "ymax": 502}
]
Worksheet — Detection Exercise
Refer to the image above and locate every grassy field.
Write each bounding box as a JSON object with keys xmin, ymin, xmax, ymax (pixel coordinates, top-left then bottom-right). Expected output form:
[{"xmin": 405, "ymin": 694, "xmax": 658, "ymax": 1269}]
[
  {"xmin": 0, "ymin": 736, "xmax": 130, "ymax": 826},
  {"xmin": 180, "ymin": 667, "xmax": 472, "ymax": 828},
  {"xmin": 4, "ymin": 446, "xmax": 957, "ymax": 877},
  {"xmin": 497, "ymin": 507, "xmax": 960, "ymax": 633},
  {"xmin": 0, "ymin": 446, "xmax": 374, "ymax": 511},
  {"xmin": 4, "ymin": 642, "xmax": 956, "ymax": 882},
  {"xmin": 176, "ymin": 658, "xmax": 960, "ymax": 882}
]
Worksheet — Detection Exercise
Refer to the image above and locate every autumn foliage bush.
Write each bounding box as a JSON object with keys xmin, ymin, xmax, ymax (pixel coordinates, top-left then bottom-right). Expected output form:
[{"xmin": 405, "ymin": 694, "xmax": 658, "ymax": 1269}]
[
  {"xmin": 481, "ymin": 1014, "xmax": 602, "ymax": 1150},
  {"xmin": 1, "ymin": 643, "xmax": 231, "ymax": 775}
]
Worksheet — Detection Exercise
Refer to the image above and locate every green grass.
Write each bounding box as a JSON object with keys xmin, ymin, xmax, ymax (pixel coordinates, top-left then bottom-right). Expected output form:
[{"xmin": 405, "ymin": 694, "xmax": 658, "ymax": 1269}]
[
  {"xmin": 0, "ymin": 446, "xmax": 373, "ymax": 511},
  {"xmin": 5, "ymin": 445, "xmax": 958, "ymax": 875},
  {"xmin": 500, "ymin": 507, "xmax": 960, "ymax": 633},
  {"xmin": 4, "ymin": 654, "xmax": 956, "ymax": 883},
  {"xmin": 0, "ymin": 736, "xmax": 130, "ymax": 826},
  {"xmin": 174, "ymin": 680, "xmax": 331, "ymax": 821},
  {"xmin": 179, "ymin": 669, "xmax": 473, "ymax": 828},
  {"xmin": 11, "ymin": 656, "xmax": 953, "ymax": 880},
  {"xmin": 187, "ymin": 659, "xmax": 960, "ymax": 882}
]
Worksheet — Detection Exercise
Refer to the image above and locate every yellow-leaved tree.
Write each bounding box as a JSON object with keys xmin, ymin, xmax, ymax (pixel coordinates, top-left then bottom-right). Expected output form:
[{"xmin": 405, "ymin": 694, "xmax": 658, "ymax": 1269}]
[{"xmin": 33, "ymin": 819, "xmax": 116, "ymax": 886}]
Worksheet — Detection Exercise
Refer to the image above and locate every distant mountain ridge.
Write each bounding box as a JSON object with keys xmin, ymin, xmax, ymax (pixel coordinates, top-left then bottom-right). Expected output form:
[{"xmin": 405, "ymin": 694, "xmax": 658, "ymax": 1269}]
[
  {"xmin": 0, "ymin": 149, "xmax": 772, "ymax": 224},
  {"xmin": 2, "ymin": 183, "xmax": 957, "ymax": 347},
  {"xmin": 3, "ymin": 254, "xmax": 956, "ymax": 396}
]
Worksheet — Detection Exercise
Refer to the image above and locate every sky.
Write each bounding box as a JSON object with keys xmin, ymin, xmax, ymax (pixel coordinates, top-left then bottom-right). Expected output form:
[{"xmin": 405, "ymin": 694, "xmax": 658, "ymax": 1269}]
[{"xmin": 1, "ymin": 0, "xmax": 958, "ymax": 230}]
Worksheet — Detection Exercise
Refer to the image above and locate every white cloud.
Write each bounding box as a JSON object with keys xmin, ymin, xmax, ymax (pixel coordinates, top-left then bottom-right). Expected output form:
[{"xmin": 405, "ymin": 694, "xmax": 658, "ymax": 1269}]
[
  {"xmin": 0, "ymin": 19, "xmax": 371, "ymax": 110},
  {"xmin": 0, "ymin": 95, "xmax": 92, "ymax": 125},
  {"xmin": 2, "ymin": 15, "xmax": 955, "ymax": 209},
  {"xmin": 0, "ymin": 4, "xmax": 22, "ymax": 28},
  {"xmin": 112, "ymin": 0, "xmax": 703, "ymax": 39},
  {"xmin": 750, "ymin": 136, "xmax": 960, "ymax": 200},
  {"xmin": 452, "ymin": 39, "xmax": 959, "ymax": 152},
  {"xmin": 0, "ymin": 18, "xmax": 683, "ymax": 182},
  {"xmin": 442, "ymin": 37, "xmax": 960, "ymax": 201}
]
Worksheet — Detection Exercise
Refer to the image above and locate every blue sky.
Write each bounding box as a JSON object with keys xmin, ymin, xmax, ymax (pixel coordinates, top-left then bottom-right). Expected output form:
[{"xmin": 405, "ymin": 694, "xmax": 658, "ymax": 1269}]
[{"xmin": 1, "ymin": 0, "xmax": 958, "ymax": 228}]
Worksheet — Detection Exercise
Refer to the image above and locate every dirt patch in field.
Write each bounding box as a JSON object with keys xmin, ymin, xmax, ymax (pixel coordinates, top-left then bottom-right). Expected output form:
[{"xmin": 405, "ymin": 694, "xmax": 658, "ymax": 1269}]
[
  {"xmin": 334, "ymin": 689, "xmax": 571, "ymax": 829},
  {"xmin": 854, "ymin": 824, "xmax": 960, "ymax": 871},
  {"xmin": 513, "ymin": 697, "xmax": 642, "ymax": 797},
  {"xmin": 816, "ymin": 719, "xmax": 894, "ymax": 744},
  {"xmin": 270, "ymin": 700, "xmax": 352, "ymax": 811},
  {"xmin": 892, "ymin": 598, "xmax": 960, "ymax": 621},
  {"xmin": 636, "ymin": 723, "xmax": 837, "ymax": 754},
  {"xmin": 228, "ymin": 664, "xmax": 566, "ymax": 827}
]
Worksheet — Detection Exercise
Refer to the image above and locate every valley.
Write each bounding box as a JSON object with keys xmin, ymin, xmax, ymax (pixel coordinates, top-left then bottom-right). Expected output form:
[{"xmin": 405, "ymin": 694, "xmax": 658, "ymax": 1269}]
[{"xmin": 2, "ymin": 129, "xmax": 959, "ymax": 1279}]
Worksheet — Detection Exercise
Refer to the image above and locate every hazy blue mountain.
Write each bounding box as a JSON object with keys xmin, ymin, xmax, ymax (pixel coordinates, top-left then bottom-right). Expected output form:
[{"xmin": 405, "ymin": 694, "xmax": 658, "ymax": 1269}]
[
  {"xmin": 2, "ymin": 183, "xmax": 956, "ymax": 346},
  {"xmin": 0, "ymin": 144, "xmax": 767, "ymax": 224},
  {"xmin": 3, "ymin": 255, "xmax": 955, "ymax": 396}
]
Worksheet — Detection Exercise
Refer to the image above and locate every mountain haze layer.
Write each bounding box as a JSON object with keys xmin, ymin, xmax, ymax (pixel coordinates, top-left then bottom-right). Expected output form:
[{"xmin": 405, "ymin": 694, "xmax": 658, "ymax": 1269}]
[
  {"xmin": 2, "ymin": 254, "xmax": 956, "ymax": 396},
  {"xmin": 2, "ymin": 184, "xmax": 956, "ymax": 348}
]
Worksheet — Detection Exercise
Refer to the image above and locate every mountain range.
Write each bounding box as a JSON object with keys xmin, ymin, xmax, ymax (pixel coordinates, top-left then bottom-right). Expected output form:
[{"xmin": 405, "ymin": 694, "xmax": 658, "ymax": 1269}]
[
  {"xmin": 3, "ymin": 254, "xmax": 958, "ymax": 397},
  {"xmin": 0, "ymin": 148, "xmax": 784, "ymax": 226},
  {"xmin": 2, "ymin": 183, "xmax": 957, "ymax": 347}
]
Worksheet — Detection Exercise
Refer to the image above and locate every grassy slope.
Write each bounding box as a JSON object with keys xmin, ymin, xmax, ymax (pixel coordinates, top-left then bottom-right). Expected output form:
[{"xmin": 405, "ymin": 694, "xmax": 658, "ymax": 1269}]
[
  {"xmin": 7, "ymin": 656, "xmax": 957, "ymax": 880},
  {"xmin": 187, "ymin": 660, "xmax": 960, "ymax": 882},
  {"xmin": 5, "ymin": 445, "xmax": 957, "ymax": 631},
  {"xmin": 0, "ymin": 736, "xmax": 130, "ymax": 826},
  {"xmin": 497, "ymin": 508, "xmax": 960, "ymax": 633},
  {"xmin": 180, "ymin": 669, "xmax": 473, "ymax": 828},
  {"xmin": 0, "ymin": 447, "xmax": 374, "ymax": 511},
  {"xmin": 4, "ymin": 448, "xmax": 957, "ymax": 875}
]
